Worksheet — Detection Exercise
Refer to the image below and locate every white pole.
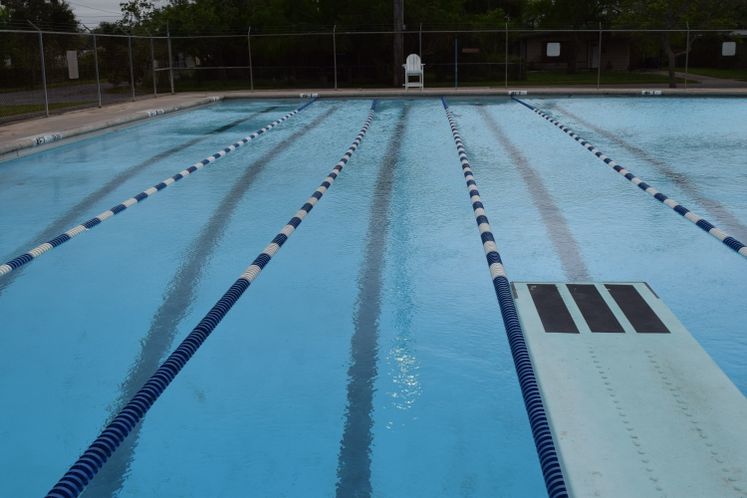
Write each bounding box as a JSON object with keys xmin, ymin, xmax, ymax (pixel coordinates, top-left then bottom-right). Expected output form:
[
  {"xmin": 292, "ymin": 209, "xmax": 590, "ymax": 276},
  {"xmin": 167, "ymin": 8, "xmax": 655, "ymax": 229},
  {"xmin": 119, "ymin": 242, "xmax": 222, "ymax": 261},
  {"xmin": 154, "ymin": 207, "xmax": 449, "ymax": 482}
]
[
  {"xmin": 82, "ymin": 25, "xmax": 103, "ymax": 108},
  {"xmin": 28, "ymin": 21, "xmax": 49, "ymax": 117},
  {"xmin": 150, "ymin": 36, "xmax": 157, "ymax": 97},
  {"xmin": 167, "ymin": 22, "xmax": 175, "ymax": 94},
  {"xmin": 93, "ymin": 33, "xmax": 102, "ymax": 107}
]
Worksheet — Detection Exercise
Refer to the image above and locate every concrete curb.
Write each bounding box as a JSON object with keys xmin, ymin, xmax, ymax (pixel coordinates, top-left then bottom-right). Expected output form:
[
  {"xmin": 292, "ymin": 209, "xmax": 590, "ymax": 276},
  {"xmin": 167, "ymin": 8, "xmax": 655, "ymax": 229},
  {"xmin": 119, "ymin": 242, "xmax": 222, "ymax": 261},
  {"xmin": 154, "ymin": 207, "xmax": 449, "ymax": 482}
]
[
  {"xmin": 0, "ymin": 96, "xmax": 222, "ymax": 159},
  {"xmin": 219, "ymin": 87, "xmax": 747, "ymax": 99}
]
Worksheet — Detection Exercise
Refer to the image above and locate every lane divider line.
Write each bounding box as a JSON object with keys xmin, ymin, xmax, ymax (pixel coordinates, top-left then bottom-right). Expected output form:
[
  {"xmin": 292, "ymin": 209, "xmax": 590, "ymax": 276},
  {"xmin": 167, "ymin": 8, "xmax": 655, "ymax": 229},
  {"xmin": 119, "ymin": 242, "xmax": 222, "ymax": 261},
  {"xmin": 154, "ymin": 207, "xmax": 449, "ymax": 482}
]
[
  {"xmin": 441, "ymin": 97, "xmax": 568, "ymax": 498},
  {"xmin": 44, "ymin": 100, "xmax": 377, "ymax": 498},
  {"xmin": 0, "ymin": 98, "xmax": 318, "ymax": 279},
  {"xmin": 80, "ymin": 106, "xmax": 339, "ymax": 497},
  {"xmin": 512, "ymin": 97, "xmax": 747, "ymax": 259},
  {"xmin": 548, "ymin": 102, "xmax": 747, "ymax": 243}
]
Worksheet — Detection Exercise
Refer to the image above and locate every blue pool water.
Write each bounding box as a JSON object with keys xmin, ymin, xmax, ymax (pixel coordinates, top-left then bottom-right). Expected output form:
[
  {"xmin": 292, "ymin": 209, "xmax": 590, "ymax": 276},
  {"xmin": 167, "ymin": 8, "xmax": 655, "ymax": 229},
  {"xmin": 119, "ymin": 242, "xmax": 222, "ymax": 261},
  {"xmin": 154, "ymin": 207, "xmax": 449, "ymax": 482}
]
[{"xmin": 0, "ymin": 96, "xmax": 745, "ymax": 497}]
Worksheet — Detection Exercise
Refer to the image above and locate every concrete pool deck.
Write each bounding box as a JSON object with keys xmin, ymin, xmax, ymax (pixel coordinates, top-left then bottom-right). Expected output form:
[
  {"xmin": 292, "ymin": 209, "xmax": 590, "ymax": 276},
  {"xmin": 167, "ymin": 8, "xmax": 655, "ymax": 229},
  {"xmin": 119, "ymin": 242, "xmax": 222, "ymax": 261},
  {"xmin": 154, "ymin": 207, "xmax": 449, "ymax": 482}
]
[{"xmin": 1, "ymin": 86, "xmax": 746, "ymax": 160}]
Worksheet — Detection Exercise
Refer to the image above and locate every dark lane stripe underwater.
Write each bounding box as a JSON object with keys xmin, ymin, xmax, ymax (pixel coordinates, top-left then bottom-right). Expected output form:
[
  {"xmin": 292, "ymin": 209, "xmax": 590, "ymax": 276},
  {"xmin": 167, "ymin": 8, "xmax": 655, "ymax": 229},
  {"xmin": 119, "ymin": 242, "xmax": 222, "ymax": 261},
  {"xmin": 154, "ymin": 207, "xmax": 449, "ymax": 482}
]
[
  {"xmin": 552, "ymin": 102, "xmax": 747, "ymax": 242},
  {"xmin": 478, "ymin": 106, "xmax": 590, "ymax": 280},
  {"xmin": 46, "ymin": 101, "xmax": 375, "ymax": 498},
  {"xmin": 336, "ymin": 105, "xmax": 408, "ymax": 498},
  {"xmin": 82, "ymin": 106, "xmax": 338, "ymax": 497},
  {"xmin": 0, "ymin": 106, "xmax": 279, "ymax": 296}
]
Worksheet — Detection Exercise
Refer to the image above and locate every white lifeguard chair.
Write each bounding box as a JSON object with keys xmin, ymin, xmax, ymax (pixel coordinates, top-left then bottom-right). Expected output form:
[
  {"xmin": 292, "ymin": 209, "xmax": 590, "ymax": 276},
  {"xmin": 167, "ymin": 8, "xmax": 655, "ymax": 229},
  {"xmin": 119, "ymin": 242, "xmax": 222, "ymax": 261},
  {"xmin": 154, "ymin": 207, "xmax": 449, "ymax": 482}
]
[{"xmin": 402, "ymin": 53, "xmax": 425, "ymax": 90}]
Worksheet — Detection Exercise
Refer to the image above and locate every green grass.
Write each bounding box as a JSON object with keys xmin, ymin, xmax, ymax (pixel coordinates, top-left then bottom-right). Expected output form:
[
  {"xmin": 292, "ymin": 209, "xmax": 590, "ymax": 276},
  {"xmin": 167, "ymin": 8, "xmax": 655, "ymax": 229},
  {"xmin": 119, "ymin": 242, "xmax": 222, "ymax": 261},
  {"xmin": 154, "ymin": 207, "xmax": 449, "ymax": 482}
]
[
  {"xmin": 166, "ymin": 70, "xmax": 691, "ymax": 92},
  {"xmin": 0, "ymin": 101, "xmax": 93, "ymax": 118},
  {"xmin": 393, "ymin": 70, "xmax": 692, "ymax": 87},
  {"xmin": 173, "ymin": 80, "xmax": 267, "ymax": 92},
  {"xmin": 676, "ymin": 67, "xmax": 747, "ymax": 81},
  {"xmin": 519, "ymin": 70, "xmax": 691, "ymax": 86}
]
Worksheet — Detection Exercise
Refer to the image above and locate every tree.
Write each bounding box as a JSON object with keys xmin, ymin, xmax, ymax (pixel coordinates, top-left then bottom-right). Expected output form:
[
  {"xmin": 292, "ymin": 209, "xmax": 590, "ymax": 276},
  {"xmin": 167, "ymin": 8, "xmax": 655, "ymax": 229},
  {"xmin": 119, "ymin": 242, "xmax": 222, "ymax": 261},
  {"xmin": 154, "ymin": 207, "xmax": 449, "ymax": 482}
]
[
  {"xmin": 524, "ymin": 0, "xmax": 619, "ymax": 73},
  {"xmin": 1, "ymin": 0, "xmax": 76, "ymax": 30},
  {"xmin": 618, "ymin": 0, "xmax": 741, "ymax": 87},
  {"xmin": 0, "ymin": 1, "xmax": 77, "ymax": 90},
  {"xmin": 119, "ymin": 0, "xmax": 155, "ymax": 27},
  {"xmin": 93, "ymin": 21, "xmax": 132, "ymax": 86}
]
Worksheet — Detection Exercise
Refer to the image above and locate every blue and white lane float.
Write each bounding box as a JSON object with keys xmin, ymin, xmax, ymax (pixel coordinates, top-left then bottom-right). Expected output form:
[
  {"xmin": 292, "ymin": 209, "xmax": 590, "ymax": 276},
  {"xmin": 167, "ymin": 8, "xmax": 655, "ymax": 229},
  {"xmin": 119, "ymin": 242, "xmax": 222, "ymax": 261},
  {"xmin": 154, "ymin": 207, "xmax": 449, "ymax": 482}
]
[
  {"xmin": 44, "ymin": 101, "xmax": 376, "ymax": 498},
  {"xmin": 441, "ymin": 97, "xmax": 568, "ymax": 498},
  {"xmin": 0, "ymin": 99, "xmax": 318, "ymax": 279},
  {"xmin": 513, "ymin": 97, "xmax": 747, "ymax": 259}
]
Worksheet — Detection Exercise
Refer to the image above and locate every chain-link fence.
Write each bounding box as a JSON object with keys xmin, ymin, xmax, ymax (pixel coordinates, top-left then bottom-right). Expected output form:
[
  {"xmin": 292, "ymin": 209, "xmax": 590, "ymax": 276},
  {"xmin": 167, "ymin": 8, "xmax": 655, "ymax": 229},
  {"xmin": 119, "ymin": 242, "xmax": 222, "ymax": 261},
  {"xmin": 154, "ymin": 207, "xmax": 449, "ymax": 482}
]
[
  {"xmin": 1, "ymin": 27, "xmax": 745, "ymax": 122},
  {"xmin": 0, "ymin": 29, "xmax": 164, "ymax": 123}
]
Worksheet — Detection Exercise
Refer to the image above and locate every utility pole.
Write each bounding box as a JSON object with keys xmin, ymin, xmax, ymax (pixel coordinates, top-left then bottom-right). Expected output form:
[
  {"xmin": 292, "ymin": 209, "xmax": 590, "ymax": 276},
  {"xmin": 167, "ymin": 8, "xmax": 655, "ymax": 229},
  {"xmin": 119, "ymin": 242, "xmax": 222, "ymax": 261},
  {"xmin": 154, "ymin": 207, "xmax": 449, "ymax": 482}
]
[{"xmin": 393, "ymin": 0, "xmax": 404, "ymax": 87}]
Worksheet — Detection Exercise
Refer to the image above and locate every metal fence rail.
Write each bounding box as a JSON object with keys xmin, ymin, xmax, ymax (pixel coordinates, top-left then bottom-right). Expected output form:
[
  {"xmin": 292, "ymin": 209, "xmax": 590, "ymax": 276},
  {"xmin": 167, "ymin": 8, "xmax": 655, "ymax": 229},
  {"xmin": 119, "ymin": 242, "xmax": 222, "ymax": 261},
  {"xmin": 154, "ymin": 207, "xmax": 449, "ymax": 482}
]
[{"xmin": 1, "ymin": 26, "xmax": 745, "ymax": 122}]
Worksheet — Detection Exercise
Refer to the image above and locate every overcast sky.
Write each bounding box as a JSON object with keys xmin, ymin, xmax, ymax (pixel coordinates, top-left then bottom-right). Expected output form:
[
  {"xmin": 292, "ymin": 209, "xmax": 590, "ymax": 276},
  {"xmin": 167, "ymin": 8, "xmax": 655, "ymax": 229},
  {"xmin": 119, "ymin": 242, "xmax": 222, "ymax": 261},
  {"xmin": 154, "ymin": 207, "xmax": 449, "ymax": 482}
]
[{"xmin": 70, "ymin": 0, "xmax": 165, "ymax": 27}]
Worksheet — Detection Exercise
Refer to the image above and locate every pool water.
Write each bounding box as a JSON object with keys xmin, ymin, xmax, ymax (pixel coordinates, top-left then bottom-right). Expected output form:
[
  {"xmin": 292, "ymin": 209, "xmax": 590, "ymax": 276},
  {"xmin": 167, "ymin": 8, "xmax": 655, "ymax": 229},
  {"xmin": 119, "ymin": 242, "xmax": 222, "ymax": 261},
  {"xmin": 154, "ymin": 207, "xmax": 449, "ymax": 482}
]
[{"xmin": 0, "ymin": 96, "xmax": 744, "ymax": 497}]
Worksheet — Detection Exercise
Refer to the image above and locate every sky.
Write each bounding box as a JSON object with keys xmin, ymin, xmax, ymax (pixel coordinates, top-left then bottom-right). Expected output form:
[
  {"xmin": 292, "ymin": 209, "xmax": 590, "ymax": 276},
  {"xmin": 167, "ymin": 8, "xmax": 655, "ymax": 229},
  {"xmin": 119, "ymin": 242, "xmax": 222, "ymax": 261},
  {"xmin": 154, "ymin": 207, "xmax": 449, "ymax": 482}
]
[{"xmin": 69, "ymin": 0, "xmax": 165, "ymax": 27}]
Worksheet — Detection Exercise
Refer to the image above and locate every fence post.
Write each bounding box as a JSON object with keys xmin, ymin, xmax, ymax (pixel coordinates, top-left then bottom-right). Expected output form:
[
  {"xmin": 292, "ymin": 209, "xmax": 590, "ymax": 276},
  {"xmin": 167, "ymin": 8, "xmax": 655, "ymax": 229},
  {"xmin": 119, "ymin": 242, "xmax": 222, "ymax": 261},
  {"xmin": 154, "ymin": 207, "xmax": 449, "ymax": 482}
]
[
  {"xmin": 419, "ymin": 23, "xmax": 422, "ymax": 58},
  {"xmin": 684, "ymin": 23, "xmax": 690, "ymax": 90},
  {"xmin": 28, "ymin": 21, "xmax": 49, "ymax": 117},
  {"xmin": 92, "ymin": 33, "xmax": 102, "ymax": 107},
  {"xmin": 597, "ymin": 22, "xmax": 602, "ymax": 89},
  {"xmin": 505, "ymin": 19, "xmax": 509, "ymax": 88},
  {"xmin": 247, "ymin": 27, "xmax": 254, "ymax": 91},
  {"xmin": 82, "ymin": 25, "xmax": 102, "ymax": 107},
  {"xmin": 128, "ymin": 35, "xmax": 136, "ymax": 101},
  {"xmin": 167, "ymin": 22, "xmax": 175, "ymax": 94},
  {"xmin": 332, "ymin": 25, "xmax": 338, "ymax": 89},
  {"xmin": 150, "ymin": 36, "xmax": 157, "ymax": 97},
  {"xmin": 454, "ymin": 37, "xmax": 458, "ymax": 89}
]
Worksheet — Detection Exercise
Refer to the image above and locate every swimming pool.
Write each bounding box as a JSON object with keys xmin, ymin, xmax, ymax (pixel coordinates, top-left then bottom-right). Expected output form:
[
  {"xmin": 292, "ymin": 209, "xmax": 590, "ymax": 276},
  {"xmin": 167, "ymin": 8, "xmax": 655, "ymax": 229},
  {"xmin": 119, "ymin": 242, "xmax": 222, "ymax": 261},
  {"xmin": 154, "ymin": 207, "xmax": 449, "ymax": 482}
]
[{"xmin": 0, "ymin": 96, "xmax": 745, "ymax": 497}]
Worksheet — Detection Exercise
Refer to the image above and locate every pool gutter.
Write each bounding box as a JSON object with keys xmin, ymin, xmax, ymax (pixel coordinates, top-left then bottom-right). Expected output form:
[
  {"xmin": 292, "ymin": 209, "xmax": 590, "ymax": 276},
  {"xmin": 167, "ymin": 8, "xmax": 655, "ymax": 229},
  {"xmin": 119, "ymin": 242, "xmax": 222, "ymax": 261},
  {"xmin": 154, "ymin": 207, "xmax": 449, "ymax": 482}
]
[
  {"xmin": 219, "ymin": 86, "xmax": 747, "ymax": 99},
  {"xmin": 1, "ymin": 86, "xmax": 745, "ymax": 161}
]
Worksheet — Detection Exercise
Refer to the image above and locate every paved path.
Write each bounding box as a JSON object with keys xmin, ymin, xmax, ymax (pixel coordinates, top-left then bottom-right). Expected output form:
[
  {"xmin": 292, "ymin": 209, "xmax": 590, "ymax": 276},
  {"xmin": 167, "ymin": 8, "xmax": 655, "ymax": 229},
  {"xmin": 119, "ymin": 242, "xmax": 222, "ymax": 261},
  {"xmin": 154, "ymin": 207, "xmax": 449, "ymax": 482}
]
[
  {"xmin": 0, "ymin": 93, "xmax": 220, "ymax": 159},
  {"xmin": 0, "ymin": 82, "xmax": 126, "ymax": 106},
  {"xmin": 653, "ymin": 70, "xmax": 746, "ymax": 88}
]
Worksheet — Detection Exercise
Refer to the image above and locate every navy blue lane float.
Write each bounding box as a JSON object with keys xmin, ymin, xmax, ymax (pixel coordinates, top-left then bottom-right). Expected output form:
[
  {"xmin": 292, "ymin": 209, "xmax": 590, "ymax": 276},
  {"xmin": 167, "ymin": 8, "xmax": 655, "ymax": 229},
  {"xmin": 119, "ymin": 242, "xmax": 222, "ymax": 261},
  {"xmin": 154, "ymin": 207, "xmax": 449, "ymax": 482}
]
[
  {"xmin": 513, "ymin": 97, "xmax": 747, "ymax": 259},
  {"xmin": 441, "ymin": 97, "xmax": 569, "ymax": 498},
  {"xmin": 44, "ymin": 100, "xmax": 377, "ymax": 498},
  {"xmin": 0, "ymin": 99, "xmax": 317, "ymax": 279}
]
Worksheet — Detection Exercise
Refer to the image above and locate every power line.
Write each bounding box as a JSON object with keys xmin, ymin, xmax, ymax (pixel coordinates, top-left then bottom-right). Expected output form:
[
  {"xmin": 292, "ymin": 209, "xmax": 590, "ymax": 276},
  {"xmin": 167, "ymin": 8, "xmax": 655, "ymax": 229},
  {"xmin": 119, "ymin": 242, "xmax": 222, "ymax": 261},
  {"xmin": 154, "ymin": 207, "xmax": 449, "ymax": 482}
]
[{"xmin": 66, "ymin": 0, "xmax": 121, "ymax": 15}]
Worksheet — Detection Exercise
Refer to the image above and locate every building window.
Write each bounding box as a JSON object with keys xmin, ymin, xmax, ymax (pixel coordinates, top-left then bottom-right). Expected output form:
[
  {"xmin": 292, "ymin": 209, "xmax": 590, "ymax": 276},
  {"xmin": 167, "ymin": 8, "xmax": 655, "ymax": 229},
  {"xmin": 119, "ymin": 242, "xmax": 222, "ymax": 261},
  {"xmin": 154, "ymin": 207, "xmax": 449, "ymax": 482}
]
[
  {"xmin": 546, "ymin": 42, "xmax": 561, "ymax": 57},
  {"xmin": 722, "ymin": 41, "xmax": 736, "ymax": 57}
]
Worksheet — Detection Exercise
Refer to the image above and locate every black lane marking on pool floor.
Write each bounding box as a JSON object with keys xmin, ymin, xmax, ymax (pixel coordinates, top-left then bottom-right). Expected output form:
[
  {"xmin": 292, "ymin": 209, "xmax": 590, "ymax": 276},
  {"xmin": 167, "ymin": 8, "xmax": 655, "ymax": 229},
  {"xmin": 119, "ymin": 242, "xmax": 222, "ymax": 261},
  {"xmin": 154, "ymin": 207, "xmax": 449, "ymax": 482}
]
[
  {"xmin": 605, "ymin": 284, "xmax": 670, "ymax": 333},
  {"xmin": 552, "ymin": 103, "xmax": 747, "ymax": 243},
  {"xmin": 567, "ymin": 284, "xmax": 624, "ymax": 333},
  {"xmin": 335, "ymin": 105, "xmax": 408, "ymax": 498},
  {"xmin": 478, "ymin": 106, "xmax": 590, "ymax": 281},
  {"xmin": 528, "ymin": 284, "xmax": 579, "ymax": 333},
  {"xmin": 0, "ymin": 106, "xmax": 278, "ymax": 297},
  {"xmin": 80, "ymin": 106, "xmax": 338, "ymax": 498}
]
